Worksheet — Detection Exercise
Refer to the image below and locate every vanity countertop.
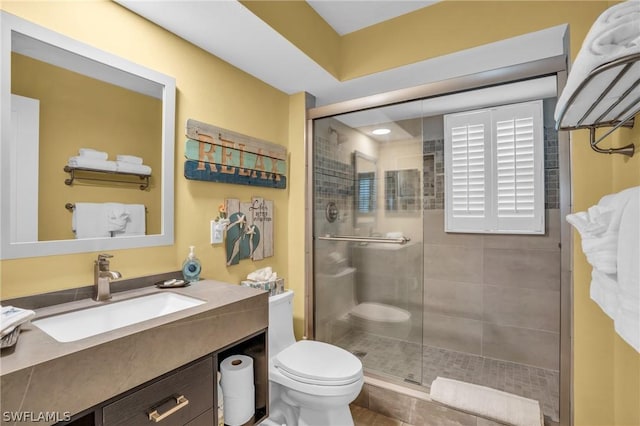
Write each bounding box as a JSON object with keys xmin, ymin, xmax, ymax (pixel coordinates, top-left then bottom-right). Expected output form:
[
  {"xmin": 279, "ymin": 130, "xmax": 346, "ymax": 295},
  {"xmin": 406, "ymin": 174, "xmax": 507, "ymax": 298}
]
[{"xmin": 0, "ymin": 280, "xmax": 268, "ymax": 422}]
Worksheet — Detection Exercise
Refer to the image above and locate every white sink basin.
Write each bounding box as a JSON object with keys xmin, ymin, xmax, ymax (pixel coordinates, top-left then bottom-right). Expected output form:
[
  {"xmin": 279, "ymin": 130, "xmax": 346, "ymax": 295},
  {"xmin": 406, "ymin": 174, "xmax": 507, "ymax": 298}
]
[{"xmin": 33, "ymin": 292, "xmax": 205, "ymax": 343}]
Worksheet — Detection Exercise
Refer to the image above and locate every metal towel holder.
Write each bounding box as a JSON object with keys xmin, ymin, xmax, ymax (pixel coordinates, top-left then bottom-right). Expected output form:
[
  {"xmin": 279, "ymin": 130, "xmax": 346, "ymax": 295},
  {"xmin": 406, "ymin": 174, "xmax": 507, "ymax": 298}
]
[{"xmin": 556, "ymin": 52, "xmax": 640, "ymax": 157}]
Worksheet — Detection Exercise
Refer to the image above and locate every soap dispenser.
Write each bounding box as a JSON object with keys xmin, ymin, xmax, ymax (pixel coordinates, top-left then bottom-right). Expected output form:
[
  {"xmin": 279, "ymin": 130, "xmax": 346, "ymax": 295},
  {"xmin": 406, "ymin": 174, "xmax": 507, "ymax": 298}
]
[{"xmin": 182, "ymin": 246, "xmax": 201, "ymax": 283}]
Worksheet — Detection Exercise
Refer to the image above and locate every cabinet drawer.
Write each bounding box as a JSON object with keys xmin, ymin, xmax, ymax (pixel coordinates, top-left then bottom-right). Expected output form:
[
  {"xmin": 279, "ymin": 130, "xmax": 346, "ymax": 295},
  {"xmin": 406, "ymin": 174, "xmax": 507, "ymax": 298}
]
[
  {"xmin": 103, "ymin": 357, "xmax": 214, "ymax": 426},
  {"xmin": 185, "ymin": 408, "xmax": 214, "ymax": 426}
]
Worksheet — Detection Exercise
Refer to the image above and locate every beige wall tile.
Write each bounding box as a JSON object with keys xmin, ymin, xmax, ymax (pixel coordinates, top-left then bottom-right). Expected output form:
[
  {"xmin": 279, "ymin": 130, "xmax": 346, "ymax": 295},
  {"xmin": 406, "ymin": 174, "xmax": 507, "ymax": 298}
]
[
  {"xmin": 482, "ymin": 323, "xmax": 560, "ymax": 370},
  {"xmin": 423, "ymin": 312, "xmax": 482, "ymax": 355},
  {"xmin": 425, "ymin": 278, "xmax": 483, "ymax": 320},
  {"xmin": 424, "ymin": 210, "xmax": 483, "ymax": 248},
  {"xmin": 424, "ymin": 244, "xmax": 483, "ymax": 284},
  {"xmin": 483, "ymin": 285, "xmax": 560, "ymax": 332},
  {"xmin": 483, "ymin": 248, "xmax": 560, "ymax": 291}
]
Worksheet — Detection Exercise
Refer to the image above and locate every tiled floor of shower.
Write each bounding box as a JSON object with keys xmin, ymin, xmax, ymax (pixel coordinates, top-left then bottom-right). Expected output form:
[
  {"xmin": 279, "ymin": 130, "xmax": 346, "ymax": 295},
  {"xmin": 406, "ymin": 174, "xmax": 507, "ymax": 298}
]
[{"xmin": 334, "ymin": 329, "xmax": 559, "ymax": 422}]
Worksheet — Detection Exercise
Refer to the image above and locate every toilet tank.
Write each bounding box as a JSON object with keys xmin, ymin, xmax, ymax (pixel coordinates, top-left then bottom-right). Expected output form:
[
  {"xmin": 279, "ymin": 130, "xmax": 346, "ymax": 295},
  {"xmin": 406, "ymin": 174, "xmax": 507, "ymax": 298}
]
[{"xmin": 268, "ymin": 290, "xmax": 296, "ymax": 358}]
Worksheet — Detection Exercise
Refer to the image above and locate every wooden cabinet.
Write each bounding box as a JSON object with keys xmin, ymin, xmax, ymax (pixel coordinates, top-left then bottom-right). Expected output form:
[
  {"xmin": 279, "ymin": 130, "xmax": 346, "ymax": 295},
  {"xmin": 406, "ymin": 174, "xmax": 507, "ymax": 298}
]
[
  {"xmin": 103, "ymin": 357, "xmax": 213, "ymax": 426},
  {"xmin": 62, "ymin": 330, "xmax": 267, "ymax": 426}
]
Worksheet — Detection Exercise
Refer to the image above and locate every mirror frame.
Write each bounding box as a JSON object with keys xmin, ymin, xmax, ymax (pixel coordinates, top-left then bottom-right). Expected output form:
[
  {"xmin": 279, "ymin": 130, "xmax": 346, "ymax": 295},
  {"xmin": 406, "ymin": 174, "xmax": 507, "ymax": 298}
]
[{"xmin": 0, "ymin": 11, "xmax": 176, "ymax": 259}]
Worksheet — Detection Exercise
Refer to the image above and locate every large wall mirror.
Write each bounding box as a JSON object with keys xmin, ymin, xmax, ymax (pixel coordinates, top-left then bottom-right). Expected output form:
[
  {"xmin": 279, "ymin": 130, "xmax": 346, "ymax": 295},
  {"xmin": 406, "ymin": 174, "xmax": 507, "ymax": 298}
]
[{"xmin": 0, "ymin": 11, "xmax": 176, "ymax": 259}]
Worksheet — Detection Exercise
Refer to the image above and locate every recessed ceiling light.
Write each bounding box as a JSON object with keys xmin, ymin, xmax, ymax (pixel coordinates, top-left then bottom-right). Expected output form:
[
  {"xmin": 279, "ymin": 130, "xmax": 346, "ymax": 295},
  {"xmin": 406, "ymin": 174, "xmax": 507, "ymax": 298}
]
[{"xmin": 372, "ymin": 128, "xmax": 390, "ymax": 135}]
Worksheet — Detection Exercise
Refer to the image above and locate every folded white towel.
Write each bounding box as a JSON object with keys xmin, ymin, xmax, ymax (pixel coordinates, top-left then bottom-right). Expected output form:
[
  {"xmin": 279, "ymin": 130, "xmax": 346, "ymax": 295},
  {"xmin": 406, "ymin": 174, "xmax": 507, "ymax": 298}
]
[
  {"xmin": 112, "ymin": 204, "xmax": 146, "ymax": 237},
  {"xmin": 116, "ymin": 154, "xmax": 143, "ymax": 165},
  {"xmin": 430, "ymin": 377, "xmax": 543, "ymax": 426},
  {"xmin": 116, "ymin": 161, "xmax": 151, "ymax": 175},
  {"xmin": 555, "ymin": 0, "xmax": 640, "ymax": 126},
  {"xmin": 72, "ymin": 203, "xmax": 111, "ymax": 238},
  {"xmin": 68, "ymin": 156, "xmax": 117, "ymax": 172},
  {"xmin": 590, "ymin": 269, "xmax": 620, "ymax": 318},
  {"xmin": 580, "ymin": 232, "xmax": 619, "ymax": 274},
  {"xmin": 614, "ymin": 300, "xmax": 640, "ymax": 352},
  {"xmin": 567, "ymin": 186, "xmax": 639, "ymax": 273},
  {"xmin": 78, "ymin": 148, "xmax": 108, "ymax": 160},
  {"xmin": 1, "ymin": 306, "xmax": 36, "ymax": 337},
  {"xmin": 617, "ymin": 188, "xmax": 640, "ymax": 299},
  {"xmin": 615, "ymin": 188, "xmax": 639, "ymax": 352}
]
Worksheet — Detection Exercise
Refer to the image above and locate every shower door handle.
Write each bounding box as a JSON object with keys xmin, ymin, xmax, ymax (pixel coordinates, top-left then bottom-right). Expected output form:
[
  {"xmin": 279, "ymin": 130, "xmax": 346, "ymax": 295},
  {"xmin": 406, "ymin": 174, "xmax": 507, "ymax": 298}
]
[{"xmin": 317, "ymin": 235, "xmax": 411, "ymax": 245}]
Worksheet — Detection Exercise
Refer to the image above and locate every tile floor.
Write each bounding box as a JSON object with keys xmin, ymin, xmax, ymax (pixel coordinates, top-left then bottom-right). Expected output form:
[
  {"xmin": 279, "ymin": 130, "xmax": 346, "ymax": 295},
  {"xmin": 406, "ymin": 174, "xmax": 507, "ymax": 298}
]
[{"xmin": 334, "ymin": 329, "xmax": 559, "ymax": 422}]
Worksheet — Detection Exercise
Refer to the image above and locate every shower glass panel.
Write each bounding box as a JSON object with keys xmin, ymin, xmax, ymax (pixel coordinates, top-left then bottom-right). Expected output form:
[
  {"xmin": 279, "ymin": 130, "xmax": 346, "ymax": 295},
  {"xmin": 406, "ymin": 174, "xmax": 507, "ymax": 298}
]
[
  {"xmin": 313, "ymin": 101, "xmax": 425, "ymax": 385},
  {"xmin": 311, "ymin": 80, "xmax": 561, "ymax": 423}
]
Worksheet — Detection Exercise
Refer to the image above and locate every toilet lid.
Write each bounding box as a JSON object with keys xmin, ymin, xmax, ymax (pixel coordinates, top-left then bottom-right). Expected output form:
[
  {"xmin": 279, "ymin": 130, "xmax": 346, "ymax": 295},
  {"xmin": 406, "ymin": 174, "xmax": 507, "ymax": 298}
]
[{"xmin": 275, "ymin": 340, "xmax": 362, "ymax": 386}]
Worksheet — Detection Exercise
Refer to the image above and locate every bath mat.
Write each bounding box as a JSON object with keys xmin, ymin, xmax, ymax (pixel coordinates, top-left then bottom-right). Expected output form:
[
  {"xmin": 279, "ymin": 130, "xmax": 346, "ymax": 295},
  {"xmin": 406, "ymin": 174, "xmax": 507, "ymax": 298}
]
[{"xmin": 430, "ymin": 377, "xmax": 543, "ymax": 426}]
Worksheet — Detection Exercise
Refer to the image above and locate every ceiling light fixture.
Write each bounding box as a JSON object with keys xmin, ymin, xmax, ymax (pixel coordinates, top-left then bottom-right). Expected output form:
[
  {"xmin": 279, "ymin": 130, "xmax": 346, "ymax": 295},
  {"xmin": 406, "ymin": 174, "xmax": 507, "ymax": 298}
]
[{"xmin": 372, "ymin": 128, "xmax": 390, "ymax": 135}]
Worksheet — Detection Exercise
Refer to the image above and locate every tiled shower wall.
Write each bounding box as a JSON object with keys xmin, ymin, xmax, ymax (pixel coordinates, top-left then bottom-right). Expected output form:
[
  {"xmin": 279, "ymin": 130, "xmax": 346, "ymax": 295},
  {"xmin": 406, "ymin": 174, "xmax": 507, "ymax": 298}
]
[{"xmin": 422, "ymin": 102, "xmax": 561, "ymax": 371}]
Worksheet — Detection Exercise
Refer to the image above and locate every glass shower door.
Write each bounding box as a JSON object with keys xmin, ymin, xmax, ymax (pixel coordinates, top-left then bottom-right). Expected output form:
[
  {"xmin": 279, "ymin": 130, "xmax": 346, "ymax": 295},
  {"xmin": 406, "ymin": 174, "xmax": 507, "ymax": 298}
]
[{"xmin": 312, "ymin": 101, "xmax": 424, "ymax": 385}]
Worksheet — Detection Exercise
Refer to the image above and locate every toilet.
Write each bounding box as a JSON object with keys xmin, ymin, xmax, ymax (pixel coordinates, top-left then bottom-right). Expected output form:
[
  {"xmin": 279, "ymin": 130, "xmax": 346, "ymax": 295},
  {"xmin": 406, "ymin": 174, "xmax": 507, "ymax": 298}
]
[{"xmin": 263, "ymin": 290, "xmax": 364, "ymax": 426}]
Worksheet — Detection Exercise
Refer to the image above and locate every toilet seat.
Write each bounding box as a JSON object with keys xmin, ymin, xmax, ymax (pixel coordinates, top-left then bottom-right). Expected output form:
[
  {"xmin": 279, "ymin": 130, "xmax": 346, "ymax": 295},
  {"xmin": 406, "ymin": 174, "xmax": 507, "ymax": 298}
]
[
  {"xmin": 350, "ymin": 302, "xmax": 410, "ymax": 323},
  {"xmin": 274, "ymin": 340, "xmax": 362, "ymax": 386}
]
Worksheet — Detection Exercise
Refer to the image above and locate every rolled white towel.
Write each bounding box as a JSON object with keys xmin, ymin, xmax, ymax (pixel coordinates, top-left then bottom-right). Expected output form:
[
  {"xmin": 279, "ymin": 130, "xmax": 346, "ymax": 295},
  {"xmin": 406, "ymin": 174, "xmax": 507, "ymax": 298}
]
[
  {"xmin": 430, "ymin": 377, "xmax": 543, "ymax": 426},
  {"xmin": 116, "ymin": 161, "xmax": 151, "ymax": 175},
  {"xmin": 68, "ymin": 157, "xmax": 117, "ymax": 172},
  {"xmin": 116, "ymin": 154, "xmax": 143, "ymax": 165},
  {"xmin": 78, "ymin": 148, "xmax": 108, "ymax": 160}
]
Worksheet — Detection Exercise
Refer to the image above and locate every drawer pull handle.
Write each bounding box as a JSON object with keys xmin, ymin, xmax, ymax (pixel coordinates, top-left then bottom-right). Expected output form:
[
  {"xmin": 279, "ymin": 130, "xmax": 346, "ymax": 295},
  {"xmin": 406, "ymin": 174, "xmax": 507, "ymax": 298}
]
[{"xmin": 148, "ymin": 395, "xmax": 189, "ymax": 422}]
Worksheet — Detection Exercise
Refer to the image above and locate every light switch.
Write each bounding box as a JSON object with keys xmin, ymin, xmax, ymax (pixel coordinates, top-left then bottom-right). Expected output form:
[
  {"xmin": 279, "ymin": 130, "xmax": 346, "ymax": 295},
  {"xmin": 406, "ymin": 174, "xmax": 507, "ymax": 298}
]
[{"xmin": 210, "ymin": 219, "xmax": 229, "ymax": 244}]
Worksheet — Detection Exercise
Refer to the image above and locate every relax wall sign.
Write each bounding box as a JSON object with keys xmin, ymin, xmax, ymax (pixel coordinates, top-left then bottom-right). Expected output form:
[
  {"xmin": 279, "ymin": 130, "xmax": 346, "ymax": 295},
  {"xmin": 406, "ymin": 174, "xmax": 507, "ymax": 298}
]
[{"xmin": 184, "ymin": 119, "xmax": 287, "ymax": 189}]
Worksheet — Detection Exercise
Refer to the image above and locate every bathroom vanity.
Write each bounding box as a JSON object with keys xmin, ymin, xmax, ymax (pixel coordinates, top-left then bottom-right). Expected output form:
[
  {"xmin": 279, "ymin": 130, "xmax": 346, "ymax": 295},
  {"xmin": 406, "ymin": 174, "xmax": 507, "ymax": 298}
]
[{"xmin": 0, "ymin": 280, "xmax": 268, "ymax": 426}]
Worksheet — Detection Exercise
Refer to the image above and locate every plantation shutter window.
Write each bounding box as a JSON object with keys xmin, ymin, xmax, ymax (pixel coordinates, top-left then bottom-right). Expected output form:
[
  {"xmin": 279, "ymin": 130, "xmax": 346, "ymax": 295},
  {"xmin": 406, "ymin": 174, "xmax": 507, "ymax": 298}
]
[
  {"xmin": 444, "ymin": 110, "xmax": 492, "ymax": 231},
  {"xmin": 444, "ymin": 100, "xmax": 544, "ymax": 234}
]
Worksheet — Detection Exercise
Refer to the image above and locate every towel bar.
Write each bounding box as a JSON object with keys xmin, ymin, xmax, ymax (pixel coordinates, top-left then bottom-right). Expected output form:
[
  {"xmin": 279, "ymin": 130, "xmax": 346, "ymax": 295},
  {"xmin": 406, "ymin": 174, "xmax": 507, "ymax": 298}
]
[
  {"xmin": 317, "ymin": 234, "xmax": 411, "ymax": 245},
  {"xmin": 556, "ymin": 53, "xmax": 639, "ymax": 157},
  {"xmin": 64, "ymin": 166, "xmax": 151, "ymax": 190},
  {"xmin": 66, "ymin": 203, "xmax": 148, "ymax": 213}
]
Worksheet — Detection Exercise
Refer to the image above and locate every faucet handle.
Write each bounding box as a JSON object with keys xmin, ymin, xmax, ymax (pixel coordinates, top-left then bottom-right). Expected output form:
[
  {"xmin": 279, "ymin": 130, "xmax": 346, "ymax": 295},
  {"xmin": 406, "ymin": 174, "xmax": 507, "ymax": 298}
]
[
  {"xmin": 96, "ymin": 253, "xmax": 114, "ymax": 270},
  {"xmin": 98, "ymin": 253, "xmax": 113, "ymax": 261}
]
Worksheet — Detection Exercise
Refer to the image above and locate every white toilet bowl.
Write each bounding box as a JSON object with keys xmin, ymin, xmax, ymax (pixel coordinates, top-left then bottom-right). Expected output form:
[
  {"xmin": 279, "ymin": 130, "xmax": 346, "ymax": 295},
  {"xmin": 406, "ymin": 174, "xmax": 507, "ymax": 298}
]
[{"xmin": 266, "ymin": 291, "xmax": 364, "ymax": 426}]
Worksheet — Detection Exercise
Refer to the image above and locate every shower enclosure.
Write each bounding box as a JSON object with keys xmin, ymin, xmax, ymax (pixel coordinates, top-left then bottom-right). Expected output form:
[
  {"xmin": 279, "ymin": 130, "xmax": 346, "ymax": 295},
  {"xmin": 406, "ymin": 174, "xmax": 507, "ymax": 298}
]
[{"xmin": 309, "ymin": 75, "xmax": 567, "ymax": 424}]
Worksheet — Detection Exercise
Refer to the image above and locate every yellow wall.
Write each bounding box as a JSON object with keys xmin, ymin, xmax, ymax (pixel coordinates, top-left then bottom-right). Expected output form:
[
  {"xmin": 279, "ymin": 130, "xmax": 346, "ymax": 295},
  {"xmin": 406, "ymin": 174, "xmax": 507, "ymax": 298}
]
[
  {"xmin": 1, "ymin": 1, "xmax": 638, "ymax": 424},
  {"xmin": 572, "ymin": 122, "xmax": 640, "ymax": 426},
  {"xmin": 12, "ymin": 53, "xmax": 162, "ymax": 240},
  {"xmin": 0, "ymin": 1, "xmax": 296, "ymax": 301}
]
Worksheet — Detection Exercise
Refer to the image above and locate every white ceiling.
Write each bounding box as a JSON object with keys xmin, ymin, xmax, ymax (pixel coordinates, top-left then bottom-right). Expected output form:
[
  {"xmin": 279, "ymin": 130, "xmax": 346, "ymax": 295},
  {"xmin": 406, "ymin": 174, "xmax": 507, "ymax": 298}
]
[
  {"xmin": 306, "ymin": 0, "xmax": 440, "ymax": 35},
  {"xmin": 116, "ymin": 1, "xmax": 566, "ymax": 109}
]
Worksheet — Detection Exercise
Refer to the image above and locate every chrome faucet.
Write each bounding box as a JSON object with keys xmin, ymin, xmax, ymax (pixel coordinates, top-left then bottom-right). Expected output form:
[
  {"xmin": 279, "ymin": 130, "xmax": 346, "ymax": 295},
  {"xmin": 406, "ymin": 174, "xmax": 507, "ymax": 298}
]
[{"xmin": 94, "ymin": 254, "xmax": 122, "ymax": 302}]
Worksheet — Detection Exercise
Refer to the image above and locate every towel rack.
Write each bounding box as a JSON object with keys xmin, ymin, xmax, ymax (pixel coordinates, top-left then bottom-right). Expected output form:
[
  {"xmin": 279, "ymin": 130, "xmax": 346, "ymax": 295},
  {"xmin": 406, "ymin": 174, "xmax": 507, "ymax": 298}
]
[
  {"xmin": 556, "ymin": 52, "xmax": 639, "ymax": 157},
  {"xmin": 317, "ymin": 234, "xmax": 411, "ymax": 245},
  {"xmin": 64, "ymin": 166, "xmax": 151, "ymax": 190},
  {"xmin": 65, "ymin": 203, "xmax": 148, "ymax": 213}
]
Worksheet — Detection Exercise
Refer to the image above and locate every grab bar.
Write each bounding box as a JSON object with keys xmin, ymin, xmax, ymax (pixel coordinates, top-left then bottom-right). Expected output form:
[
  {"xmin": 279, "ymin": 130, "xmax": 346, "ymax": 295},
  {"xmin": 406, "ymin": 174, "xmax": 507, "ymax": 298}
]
[{"xmin": 317, "ymin": 235, "xmax": 411, "ymax": 245}]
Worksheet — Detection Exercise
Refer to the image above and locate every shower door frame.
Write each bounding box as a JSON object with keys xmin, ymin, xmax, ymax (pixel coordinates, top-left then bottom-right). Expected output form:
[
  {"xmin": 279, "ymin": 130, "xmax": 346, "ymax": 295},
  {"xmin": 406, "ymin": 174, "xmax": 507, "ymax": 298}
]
[{"xmin": 305, "ymin": 54, "xmax": 573, "ymax": 426}]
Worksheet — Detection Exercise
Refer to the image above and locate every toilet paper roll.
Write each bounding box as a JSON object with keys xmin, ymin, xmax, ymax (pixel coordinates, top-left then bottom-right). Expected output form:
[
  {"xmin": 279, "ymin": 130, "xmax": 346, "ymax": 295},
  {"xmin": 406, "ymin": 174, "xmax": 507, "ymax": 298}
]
[{"xmin": 220, "ymin": 354, "xmax": 255, "ymax": 425}]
